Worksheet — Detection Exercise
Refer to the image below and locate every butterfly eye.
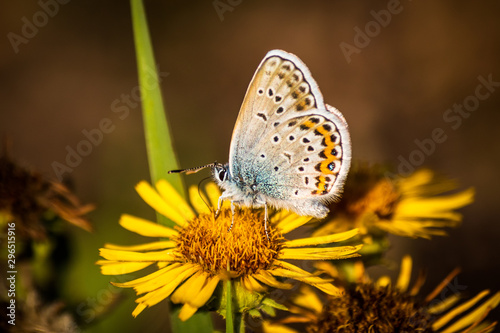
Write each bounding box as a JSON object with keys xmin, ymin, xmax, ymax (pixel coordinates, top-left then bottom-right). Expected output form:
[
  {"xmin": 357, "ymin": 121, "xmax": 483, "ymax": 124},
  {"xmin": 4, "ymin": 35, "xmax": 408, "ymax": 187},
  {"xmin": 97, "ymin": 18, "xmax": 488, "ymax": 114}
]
[
  {"xmin": 212, "ymin": 164, "xmax": 228, "ymax": 182},
  {"xmin": 217, "ymin": 168, "xmax": 227, "ymax": 182}
]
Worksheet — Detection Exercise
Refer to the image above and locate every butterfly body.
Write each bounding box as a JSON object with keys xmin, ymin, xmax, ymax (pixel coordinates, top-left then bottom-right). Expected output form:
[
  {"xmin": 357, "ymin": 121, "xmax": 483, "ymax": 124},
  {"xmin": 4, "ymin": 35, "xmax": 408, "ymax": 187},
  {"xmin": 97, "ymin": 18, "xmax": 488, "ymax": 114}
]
[{"xmin": 212, "ymin": 50, "xmax": 352, "ymax": 219}]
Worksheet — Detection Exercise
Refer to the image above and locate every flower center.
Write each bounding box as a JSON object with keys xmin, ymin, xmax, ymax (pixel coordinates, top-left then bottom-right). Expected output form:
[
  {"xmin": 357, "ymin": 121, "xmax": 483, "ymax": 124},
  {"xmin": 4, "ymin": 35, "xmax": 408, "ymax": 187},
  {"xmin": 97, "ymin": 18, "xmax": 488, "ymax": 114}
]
[
  {"xmin": 176, "ymin": 209, "xmax": 284, "ymax": 276},
  {"xmin": 309, "ymin": 284, "xmax": 433, "ymax": 333}
]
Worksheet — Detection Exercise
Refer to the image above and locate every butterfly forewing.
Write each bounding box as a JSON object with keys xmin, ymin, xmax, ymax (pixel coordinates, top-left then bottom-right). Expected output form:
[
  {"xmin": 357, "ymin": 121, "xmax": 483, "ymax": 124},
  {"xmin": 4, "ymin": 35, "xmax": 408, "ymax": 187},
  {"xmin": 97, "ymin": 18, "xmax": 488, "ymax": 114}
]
[{"xmin": 230, "ymin": 51, "xmax": 324, "ymax": 162}]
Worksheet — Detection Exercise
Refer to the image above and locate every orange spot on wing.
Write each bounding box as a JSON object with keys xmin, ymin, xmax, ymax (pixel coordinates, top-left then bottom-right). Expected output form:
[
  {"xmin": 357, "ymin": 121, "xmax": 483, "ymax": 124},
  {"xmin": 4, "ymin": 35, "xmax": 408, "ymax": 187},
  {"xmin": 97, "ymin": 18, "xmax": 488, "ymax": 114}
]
[
  {"xmin": 302, "ymin": 118, "xmax": 342, "ymax": 196},
  {"xmin": 315, "ymin": 125, "xmax": 340, "ymax": 176}
]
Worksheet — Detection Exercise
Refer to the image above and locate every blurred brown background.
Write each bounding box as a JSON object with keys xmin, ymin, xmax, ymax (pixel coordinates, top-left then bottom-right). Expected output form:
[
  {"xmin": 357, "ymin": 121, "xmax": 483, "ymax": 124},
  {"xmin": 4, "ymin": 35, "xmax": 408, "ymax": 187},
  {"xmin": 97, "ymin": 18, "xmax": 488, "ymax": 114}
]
[{"xmin": 1, "ymin": 1, "xmax": 499, "ymax": 331}]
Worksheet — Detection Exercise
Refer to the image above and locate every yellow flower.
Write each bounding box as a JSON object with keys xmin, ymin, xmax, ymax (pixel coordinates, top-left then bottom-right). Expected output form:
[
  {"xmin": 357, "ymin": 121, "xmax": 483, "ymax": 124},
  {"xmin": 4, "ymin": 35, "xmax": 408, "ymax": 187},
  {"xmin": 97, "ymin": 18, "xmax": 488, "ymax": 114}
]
[
  {"xmin": 315, "ymin": 165, "xmax": 475, "ymax": 240},
  {"xmin": 97, "ymin": 180, "xmax": 362, "ymax": 321},
  {"xmin": 264, "ymin": 257, "xmax": 500, "ymax": 333}
]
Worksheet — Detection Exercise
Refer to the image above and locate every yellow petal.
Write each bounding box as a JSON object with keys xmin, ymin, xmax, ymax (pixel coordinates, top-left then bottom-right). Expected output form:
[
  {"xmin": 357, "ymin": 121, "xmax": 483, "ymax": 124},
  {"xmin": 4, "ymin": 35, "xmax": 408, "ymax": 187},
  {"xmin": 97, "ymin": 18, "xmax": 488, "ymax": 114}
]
[
  {"xmin": 242, "ymin": 275, "xmax": 267, "ymax": 293},
  {"xmin": 270, "ymin": 268, "xmax": 331, "ymax": 284},
  {"xmin": 270, "ymin": 210, "xmax": 293, "ymax": 224},
  {"xmin": 427, "ymin": 293, "xmax": 461, "ymax": 314},
  {"xmin": 112, "ymin": 263, "xmax": 181, "ymax": 288},
  {"xmin": 397, "ymin": 169, "xmax": 433, "ymax": 191},
  {"xmin": 99, "ymin": 248, "xmax": 176, "ymax": 262},
  {"xmin": 156, "ymin": 179, "xmax": 195, "ymax": 223},
  {"xmin": 97, "ymin": 261, "xmax": 153, "ymax": 275},
  {"xmin": 132, "ymin": 303, "xmax": 147, "ymax": 317},
  {"xmin": 262, "ymin": 322, "xmax": 299, "ymax": 333},
  {"xmin": 396, "ymin": 255, "xmax": 412, "ymax": 292},
  {"xmin": 306, "ymin": 280, "xmax": 343, "ymax": 296},
  {"xmin": 353, "ymin": 260, "xmax": 366, "ymax": 283},
  {"xmin": 188, "ymin": 275, "xmax": 220, "ymax": 308},
  {"xmin": 411, "ymin": 220, "xmax": 461, "ymax": 227},
  {"xmin": 119, "ymin": 214, "xmax": 179, "ymax": 238},
  {"xmin": 253, "ymin": 271, "xmax": 293, "ymax": 289},
  {"xmin": 178, "ymin": 303, "xmax": 198, "ymax": 321},
  {"xmin": 272, "ymin": 262, "xmax": 340, "ymax": 296},
  {"xmin": 397, "ymin": 188, "xmax": 474, "ymax": 216},
  {"xmin": 314, "ymin": 261, "xmax": 340, "ymax": 279},
  {"xmin": 433, "ymin": 290, "xmax": 491, "ymax": 331},
  {"xmin": 409, "ymin": 270, "xmax": 426, "ymax": 296},
  {"xmin": 157, "ymin": 262, "xmax": 168, "ymax": 269},
  {"xmin": 293, "ymin": 286, "xmax": 323, "ymax": 314},
  {"xmin": 425, "ymin": 268, "xmax": 461, "ymax": 303},
  {"xmin": 394, "ymin": 210, "xmax": 462, "ymax": 221},
  {"xmin": 280, "ymin": 245, "xmax": 362, "ymax": 260},
  {"xmin": 283, "ymin": 229, "xmax": 359, "ymax": 248},
  {"xmin": 189, "ymin": 185, "xmax": 211, "ymax": 214},
  {"xmin": 275, "ymin": 215, "xmax": 311, "ymax": 234},
  {"xmin": 376, "ymin": 219, "xmax": 451, "ymax": 239},
  {"xmin": 104, "ymin": 241, "xmax": 177, "ymax": 251},
  {"xmin": 135, "ymin": 265, "xmax": 199, "ymax": 306},
  {"xmin": 135, "ymin": 181, "xmax": 187, "ymax": 226},
  {"xmin": 273, "ymin": 260, "xmax": 308, "ymax": 274},
  {"xmin": 472, "ymin": 322, "xmax": 498, "ymax": 333},
  {"xmin": 134, "ymin": 264, "xmax": 198, "ymax": 295},
  {"xmin": 376, "ymin": 276, "xmax": 391, "ymax": 287},
  {"xmin": 438, "ymin": 291, "xmax": 500, "ymax": 333},
  {"xmin": 171, "ymin": 271, "xmax": 208, "ymax": 304}
]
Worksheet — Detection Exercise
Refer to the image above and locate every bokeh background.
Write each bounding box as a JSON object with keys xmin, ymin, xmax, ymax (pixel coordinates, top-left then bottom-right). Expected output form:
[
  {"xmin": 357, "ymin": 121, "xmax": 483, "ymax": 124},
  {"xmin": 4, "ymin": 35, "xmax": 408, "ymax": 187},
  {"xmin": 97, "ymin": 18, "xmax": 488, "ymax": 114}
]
[{"xmin": 1, "ymin": 1, "xmax": 499, "ymax": 331}]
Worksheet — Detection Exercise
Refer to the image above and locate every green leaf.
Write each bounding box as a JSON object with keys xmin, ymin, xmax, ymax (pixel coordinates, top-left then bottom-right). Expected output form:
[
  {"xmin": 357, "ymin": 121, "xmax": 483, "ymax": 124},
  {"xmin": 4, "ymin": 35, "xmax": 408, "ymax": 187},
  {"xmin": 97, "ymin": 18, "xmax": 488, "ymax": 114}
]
[
  {"xmin": 130, "ymin": 1, "xmax": 214, "ymax": 332},
  {"xmin": 259, "ymin": 305, "xmax": 276, "ymax": 317},
  {"xmin": 262, "ymin": 297, "xmax": 288, "ymax": 311},
  {"xmin": 130, "ymin": 0, "xmax": 185, "ymax": 228}
]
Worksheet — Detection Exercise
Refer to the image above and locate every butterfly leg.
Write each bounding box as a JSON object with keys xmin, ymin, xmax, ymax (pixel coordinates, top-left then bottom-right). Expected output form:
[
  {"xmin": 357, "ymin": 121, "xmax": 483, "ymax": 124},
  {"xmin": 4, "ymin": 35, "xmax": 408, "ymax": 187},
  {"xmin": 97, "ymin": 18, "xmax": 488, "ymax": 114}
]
[
  {"xmin": 264, "ymin": 202, "xmax": 269, "ymax": 240},
  {"xmin": 255, "ymin": 200, "xmax": 270, "ymax": 240},
  {"xmin": 227, "ymin": 201, "xmax": 236, "ymax": 233},
  {"xmin": 215, "ymin": 194, "xmax": 239, "ymax": 233},
  {"xmin": 215, "ymin": 192, "xmax": 233, "ymax": 219},
  {"xmin": 215, "ymin": 196, "xmax": 224, "ymax": 219}
]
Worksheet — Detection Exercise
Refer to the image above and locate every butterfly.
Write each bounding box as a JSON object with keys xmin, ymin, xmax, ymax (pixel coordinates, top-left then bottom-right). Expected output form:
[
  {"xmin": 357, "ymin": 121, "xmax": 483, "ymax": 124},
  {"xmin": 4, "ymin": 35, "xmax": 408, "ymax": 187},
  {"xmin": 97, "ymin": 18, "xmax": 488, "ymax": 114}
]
[{"xmin": 170, "ymin": 50, "xmax": 351, "ymax": 236}]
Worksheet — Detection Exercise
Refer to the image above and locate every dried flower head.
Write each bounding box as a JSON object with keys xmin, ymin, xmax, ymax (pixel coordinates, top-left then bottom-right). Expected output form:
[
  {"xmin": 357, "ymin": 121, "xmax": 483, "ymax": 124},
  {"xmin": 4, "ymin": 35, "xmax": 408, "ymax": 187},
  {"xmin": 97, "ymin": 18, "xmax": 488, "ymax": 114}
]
[
  {"xmin": 0, "ymin": 145, "xmax": 93, "ymax": 240},
  {"xmin": 264, "ymin": 257, "xmax": 499, "ymax": 333}
]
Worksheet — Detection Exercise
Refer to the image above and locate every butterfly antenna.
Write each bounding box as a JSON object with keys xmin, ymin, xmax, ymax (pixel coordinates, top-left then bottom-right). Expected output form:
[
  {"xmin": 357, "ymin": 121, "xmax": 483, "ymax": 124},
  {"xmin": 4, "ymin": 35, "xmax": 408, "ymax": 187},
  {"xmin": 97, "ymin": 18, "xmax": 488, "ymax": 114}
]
[{"xmin": 168, "ymin": 163, "xmax": 217, "ymax": 175}]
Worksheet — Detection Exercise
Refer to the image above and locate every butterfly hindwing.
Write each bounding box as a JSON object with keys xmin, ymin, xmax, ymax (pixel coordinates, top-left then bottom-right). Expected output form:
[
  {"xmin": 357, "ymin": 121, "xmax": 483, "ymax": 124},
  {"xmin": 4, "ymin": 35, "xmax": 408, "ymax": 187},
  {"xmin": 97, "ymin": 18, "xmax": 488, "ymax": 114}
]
[{"xmin": 257, "ymin": 108, "xmax": 349, "ymax": 201}]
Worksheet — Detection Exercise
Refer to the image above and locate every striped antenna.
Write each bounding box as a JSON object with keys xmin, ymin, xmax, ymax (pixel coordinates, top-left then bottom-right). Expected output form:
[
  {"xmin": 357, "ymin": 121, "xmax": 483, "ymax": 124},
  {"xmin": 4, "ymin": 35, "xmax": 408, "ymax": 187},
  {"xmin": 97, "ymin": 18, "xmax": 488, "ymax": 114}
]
[{"xmin": 168, "ymin": 163, "xmax": 218, "ymax": 175}]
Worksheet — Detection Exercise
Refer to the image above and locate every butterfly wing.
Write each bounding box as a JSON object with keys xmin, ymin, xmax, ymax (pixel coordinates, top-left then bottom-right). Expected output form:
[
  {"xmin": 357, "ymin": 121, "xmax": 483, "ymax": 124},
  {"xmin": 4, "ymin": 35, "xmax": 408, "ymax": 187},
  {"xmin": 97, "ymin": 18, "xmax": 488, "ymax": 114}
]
[{"xmin": 228, "ymin": 50, "xmax": 351, "ymax": 217}]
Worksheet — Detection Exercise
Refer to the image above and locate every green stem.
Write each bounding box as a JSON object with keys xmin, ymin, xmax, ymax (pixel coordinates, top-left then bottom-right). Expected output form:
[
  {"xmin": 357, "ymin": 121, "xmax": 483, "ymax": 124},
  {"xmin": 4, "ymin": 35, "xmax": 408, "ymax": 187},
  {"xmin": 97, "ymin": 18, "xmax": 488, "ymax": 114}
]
[{"xmin": 226, "ymin": 279, "xmax": 234, "ymax": 333}]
